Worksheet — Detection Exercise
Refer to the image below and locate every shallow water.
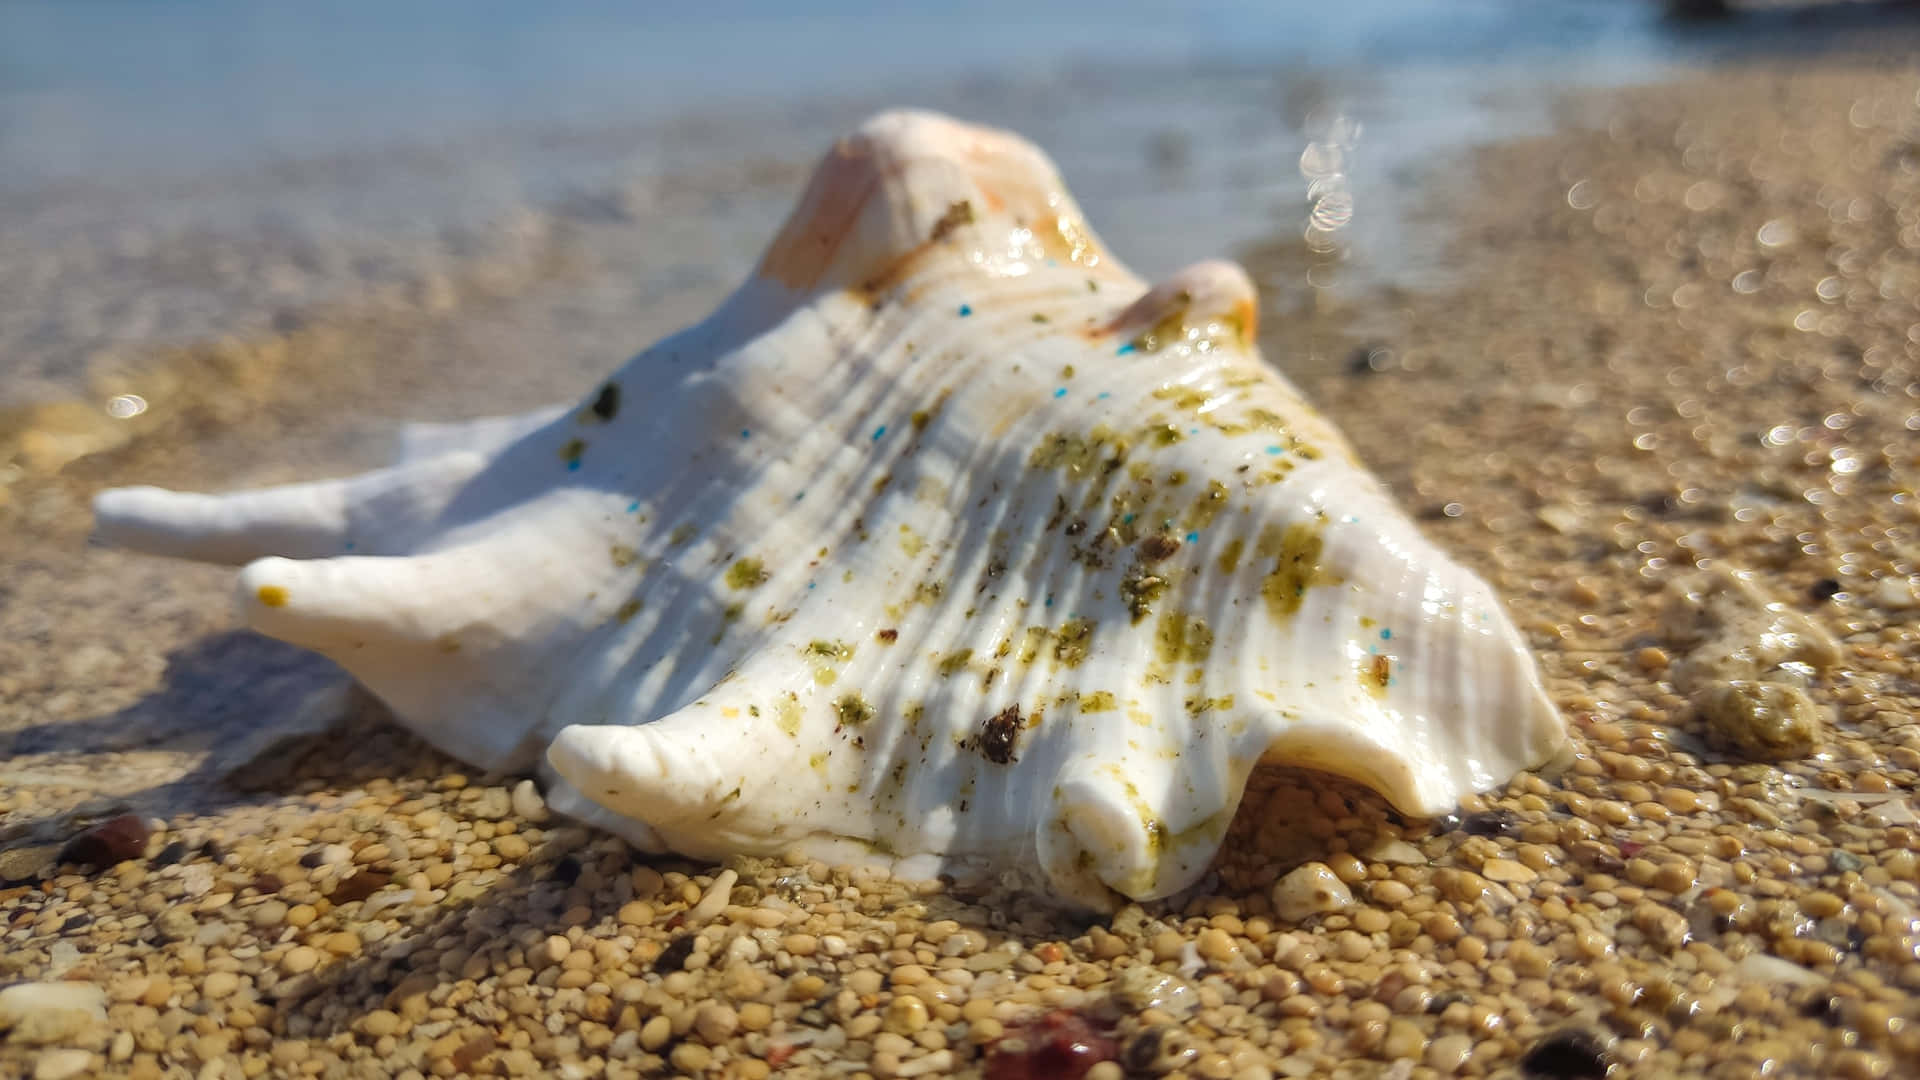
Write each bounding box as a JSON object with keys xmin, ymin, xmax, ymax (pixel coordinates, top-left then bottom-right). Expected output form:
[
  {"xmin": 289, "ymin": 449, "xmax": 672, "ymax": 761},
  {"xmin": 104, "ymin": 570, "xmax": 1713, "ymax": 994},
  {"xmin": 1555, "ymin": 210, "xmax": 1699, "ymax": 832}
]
[{"xmin": 0, "ymin": 0, "xmax": 1672, "ymax": 423}]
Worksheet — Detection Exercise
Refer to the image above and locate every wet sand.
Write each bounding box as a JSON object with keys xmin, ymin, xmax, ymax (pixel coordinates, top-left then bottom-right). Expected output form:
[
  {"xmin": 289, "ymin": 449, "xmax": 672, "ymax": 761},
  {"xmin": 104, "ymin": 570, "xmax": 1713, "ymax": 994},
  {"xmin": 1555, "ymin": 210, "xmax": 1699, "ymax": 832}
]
[{"xmin": 5, "ymin": 46, "xmax": 1920, "ymax": 1080}]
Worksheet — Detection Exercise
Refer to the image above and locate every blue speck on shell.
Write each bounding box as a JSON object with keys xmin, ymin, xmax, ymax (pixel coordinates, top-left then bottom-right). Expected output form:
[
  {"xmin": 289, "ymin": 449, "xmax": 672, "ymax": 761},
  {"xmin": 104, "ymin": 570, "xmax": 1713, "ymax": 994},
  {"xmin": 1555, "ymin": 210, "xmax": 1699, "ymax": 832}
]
[
  {"xmin": 1185, "ymin": 531, "xmax": 1199, "ymax": 543},
  {"xmin": 1116, "ymin": 342, "xmax": 1136, "ymax": 355},
  {"xmin": 958, "ymin": 303, "xmax": 972, "ymax": 317},
  {"xmin": 1053, "ymin": 388, "xmax": 1067, "ymax": 399},
  {"xmin": 871, "ymin": 425, "xmax": 887, "ymax": 441},
  {"xmin": 1381, "ymin": 628, "xmax": 1392, "ymax": 640}
]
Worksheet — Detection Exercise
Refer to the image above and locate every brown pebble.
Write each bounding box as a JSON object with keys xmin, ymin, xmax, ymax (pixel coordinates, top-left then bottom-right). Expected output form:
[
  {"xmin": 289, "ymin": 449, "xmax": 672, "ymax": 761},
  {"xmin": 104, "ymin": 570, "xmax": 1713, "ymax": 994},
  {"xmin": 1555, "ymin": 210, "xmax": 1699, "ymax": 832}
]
[
  {"xmin": 329, "ymin": 869, "xmax": 392, "ymax": 904},
  {"xmin": 58, "ymin": 814, "xmax": 151, "ymax": 869}
]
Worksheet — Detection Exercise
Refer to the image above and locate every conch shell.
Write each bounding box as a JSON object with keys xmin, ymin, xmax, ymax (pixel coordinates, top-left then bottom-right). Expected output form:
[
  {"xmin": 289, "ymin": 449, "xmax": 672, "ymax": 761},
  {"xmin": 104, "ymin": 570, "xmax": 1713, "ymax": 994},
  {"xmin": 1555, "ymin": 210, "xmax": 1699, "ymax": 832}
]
[{"xmin": 94, "ymin": 110, "xmax": 1565, "ymax": 911}]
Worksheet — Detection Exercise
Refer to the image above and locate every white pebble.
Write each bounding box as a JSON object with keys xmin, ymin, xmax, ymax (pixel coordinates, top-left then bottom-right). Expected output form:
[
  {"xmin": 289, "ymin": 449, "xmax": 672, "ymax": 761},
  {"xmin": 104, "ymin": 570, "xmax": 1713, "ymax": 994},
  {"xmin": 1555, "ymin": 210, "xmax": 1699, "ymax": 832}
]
[
  {"xmin": 511, "ymin": 779, "xmax": 550, "ymax": 822},
  {"xmin": 1271, "ymin": 861, "xmax": 1353, "ymax": 923},
  {"xmin": 1873, "ymin": 577, "xmax": 1918, "ymax": 609},
  {"xmin": 33, "ymin": 1049, "xmax": 94, "ymax": 1080},
  {"xmin": 0, "ymin": 983, "xmax": 106, "ymax": 1046},
  {"xmin": 896, "ymin": 1050, "xmax": 955, "ymax": 1077},
  {"xmin": 687, "ymin": 869, "xmax": 738, "ymax": 926}
]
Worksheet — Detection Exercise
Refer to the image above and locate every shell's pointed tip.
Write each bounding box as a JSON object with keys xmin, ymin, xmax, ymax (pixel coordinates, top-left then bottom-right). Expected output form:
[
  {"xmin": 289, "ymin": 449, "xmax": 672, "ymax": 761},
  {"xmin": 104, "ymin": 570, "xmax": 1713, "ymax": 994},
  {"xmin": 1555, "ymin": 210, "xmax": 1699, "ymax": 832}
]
[
  {"xmin": 234, "ymin": 556, "xmax": 299, "ymax": 618},
  {"xmin": 547, "ymin": 721, "xmax": 710, "ymax": 829},
  {"xmin": 754, "ymin": 108, "xmax": 1091, "ymax": 296},
  {"xmin": 1111, "ymin": 259, "xmax": 1261, "ymax": 347},
  {"xmin": 90, "ymin": 483, "xmax": 164, "ymax": 531}
]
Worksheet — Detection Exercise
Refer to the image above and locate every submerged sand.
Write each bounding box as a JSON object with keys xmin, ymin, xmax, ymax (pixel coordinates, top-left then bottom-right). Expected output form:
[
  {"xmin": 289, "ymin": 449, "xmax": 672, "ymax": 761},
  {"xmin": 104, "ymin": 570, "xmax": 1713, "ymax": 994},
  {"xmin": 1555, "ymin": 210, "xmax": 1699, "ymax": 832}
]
[{"xmin": 4, "ymin": 51, "xmax": 1920, "ymax": 1080}]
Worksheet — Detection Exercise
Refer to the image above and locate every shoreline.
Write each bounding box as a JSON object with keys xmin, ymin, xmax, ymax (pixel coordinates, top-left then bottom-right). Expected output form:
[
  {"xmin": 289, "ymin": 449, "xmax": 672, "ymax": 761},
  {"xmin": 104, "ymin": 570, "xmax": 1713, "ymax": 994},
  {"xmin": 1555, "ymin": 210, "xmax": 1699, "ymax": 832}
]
[{"xmin": 5, "ymin": 50, "xmax": 1920, "ymax": 1080}]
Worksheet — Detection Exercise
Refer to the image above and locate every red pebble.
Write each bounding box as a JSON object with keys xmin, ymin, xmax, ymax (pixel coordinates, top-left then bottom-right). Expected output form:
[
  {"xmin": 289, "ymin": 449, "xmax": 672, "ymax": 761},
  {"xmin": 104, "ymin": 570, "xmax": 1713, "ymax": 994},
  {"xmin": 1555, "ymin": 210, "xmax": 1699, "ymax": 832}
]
[
  {"xmin": 984, "ymin": 1009, "xmax": 1117, "ymax": 1080},
  {"xmin": 57, "ymin": 814, "xmax": 150, "ymax": 869}
]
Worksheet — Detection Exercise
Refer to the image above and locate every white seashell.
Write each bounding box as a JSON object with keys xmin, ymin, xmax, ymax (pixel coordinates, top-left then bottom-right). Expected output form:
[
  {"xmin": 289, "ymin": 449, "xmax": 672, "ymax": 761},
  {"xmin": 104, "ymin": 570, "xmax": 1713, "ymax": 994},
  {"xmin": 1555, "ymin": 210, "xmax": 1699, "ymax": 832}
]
[{"xmin": 92, "ymin": 109, "xmax": 1565, "ymax": 911}]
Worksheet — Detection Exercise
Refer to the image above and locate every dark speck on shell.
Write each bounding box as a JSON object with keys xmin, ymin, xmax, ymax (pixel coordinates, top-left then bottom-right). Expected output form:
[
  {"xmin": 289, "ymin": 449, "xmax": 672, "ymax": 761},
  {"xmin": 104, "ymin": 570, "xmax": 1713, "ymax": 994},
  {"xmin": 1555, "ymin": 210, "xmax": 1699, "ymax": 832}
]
[
  {"xmin": 589, "ymin": 382, "xmax": 620, "ymax": 421},
  {"xmin": 978, "ymin": 706, "xmax": 1023, "ymax": 764}
]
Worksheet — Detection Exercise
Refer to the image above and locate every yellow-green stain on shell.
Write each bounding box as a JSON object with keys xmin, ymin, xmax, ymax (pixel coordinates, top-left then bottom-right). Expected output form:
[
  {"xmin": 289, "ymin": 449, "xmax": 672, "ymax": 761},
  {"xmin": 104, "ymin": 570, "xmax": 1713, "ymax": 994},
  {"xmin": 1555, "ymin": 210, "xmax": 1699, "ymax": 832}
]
[
  {"xmin": 615, "ymin": 598, "xmax": 643, "ymax": 623},
  {"xmin": 669, "ymin": 523, "xmax": 697, "ymax": 546},
  {"xmin": 937, "ymin": 649, "xmax": 973, "ymax": 677},
  {"xmin": 834, "ymin": 694, "xmax": 874, "ymax": 727},
  {"xmin": 1145, "ymin": 423, "xmax": 1183, "ymax": 447},
  {"xmin": 1155, "ymin": 614, "xmax": 1213, "ymax": 666},
  {"xmin": 1184, "ymin": 480, "xmax": 1229, "ymax": 532},
  {"xmin": 1017, "ymin": 626, "xmax": 1050, "ymax": 664},
  {"xmin": 1361, "ymin": 653, "xmax": 1391, "ymax": 698},
  {"xmin": 1185, "ymin": 694, "xmax": 1234, "ymax": 717},
  {"xmin": 899, "ymin": 525, "xmax": 924, "ymax": 556},
  {"xmin": 1151, "ymin": 383, "xmax": 1208, "ymax": 412},
  {"xmin": 1119, "ymin": 564, "xmax": 1169, "ymax": 623},
  {"xmin": 1028, "ymin": 424, "xmax": 1126, "ymax": 476},
  {"xmin": 256, "ymin": 585, "xmax": 289, "ymax": 608},
  {"xmin": 777, "ymin": 696, "xmax": 803, "ymax": 736},
  {"xmin": 560, "ymin": 437, "xmax": 586, "ymax": 465},
  {"xmin": 806, "ymin": 639, "xmax": 855, "ymax": 661},
  {"xmin": 609, "ymin": 544, "xmax": 639, "ymax": 568},
  {"xmin": 1218, "ymin": 537, "xmax": 1245, "ymax": 575},
  {"xmin": 1079, "ymin": 690, "xmax": 1117, "ymax": 712},
  {"xmin": 726, "ymin": 558, "xmax": 769, "ymax": 590},
  {"xmin": 1053, "ymin": 617, "xmax": 1094, "ymax": 667},
  {"xmin": 1259, "ymin": 521, "xmax": 1336, "ymax": 620}
]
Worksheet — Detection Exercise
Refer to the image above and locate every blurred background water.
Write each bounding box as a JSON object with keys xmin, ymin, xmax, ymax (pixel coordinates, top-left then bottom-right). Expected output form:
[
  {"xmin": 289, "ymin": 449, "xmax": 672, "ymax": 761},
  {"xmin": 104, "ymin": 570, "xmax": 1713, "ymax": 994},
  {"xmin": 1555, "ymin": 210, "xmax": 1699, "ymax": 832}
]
[
  {"xmin": 0, "ymin": 1, "xmax": 1684, "ymax": 408},
  {"xmin": 16, "ymin": 0, "xmax": 1827, "ymax": 498}
]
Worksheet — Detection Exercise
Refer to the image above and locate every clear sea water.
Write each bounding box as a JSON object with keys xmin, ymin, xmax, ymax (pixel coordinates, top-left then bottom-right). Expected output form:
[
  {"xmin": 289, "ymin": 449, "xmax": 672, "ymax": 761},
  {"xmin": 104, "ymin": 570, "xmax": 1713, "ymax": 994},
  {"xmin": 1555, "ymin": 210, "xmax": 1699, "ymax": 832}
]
[{"xmin": 0, "ymin": 0, "xmax": 1676, "ymax": 413}]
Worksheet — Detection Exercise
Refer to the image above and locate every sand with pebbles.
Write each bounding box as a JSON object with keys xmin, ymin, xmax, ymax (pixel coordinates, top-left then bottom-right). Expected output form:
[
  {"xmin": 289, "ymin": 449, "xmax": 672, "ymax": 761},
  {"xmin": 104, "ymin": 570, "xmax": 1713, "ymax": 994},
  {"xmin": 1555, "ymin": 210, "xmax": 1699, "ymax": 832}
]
[{"xmin": 4, "ymin": 46, "xmax": 1920, "ymax": 1080}]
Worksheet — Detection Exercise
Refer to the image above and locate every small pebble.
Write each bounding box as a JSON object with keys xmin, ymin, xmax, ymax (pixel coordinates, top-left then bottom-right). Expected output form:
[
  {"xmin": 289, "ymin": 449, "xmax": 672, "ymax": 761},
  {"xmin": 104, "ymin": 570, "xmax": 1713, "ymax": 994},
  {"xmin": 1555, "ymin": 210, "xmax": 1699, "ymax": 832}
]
[
  {"xmin": 32, "ymin": 1049, "xmax": 94, "ymax": 1080},
  {"xmin": 695, "ymin": 1002, "xmax": 739, "ymax": 1043},
  {"xmin": 0, "ymin": 983, "xmax": 106, "ymax": 1046},
  {"xmin": 1271, "ymin": 862, "xmax": 1353, "ymax": 922},
  {"xmin": 56, "ymin": 814, "xmax": 150, "ymax": 868},
  {"xmin": 687, "ymin": 868, "xmax": 737, "ymax": 925},
  {"xmin": 511, "ymin": 779, "xmax": 550, "ymax": 822},
  {"xmin": 280, "ymin": 946, "xmax": 320, "ymax": 975}
]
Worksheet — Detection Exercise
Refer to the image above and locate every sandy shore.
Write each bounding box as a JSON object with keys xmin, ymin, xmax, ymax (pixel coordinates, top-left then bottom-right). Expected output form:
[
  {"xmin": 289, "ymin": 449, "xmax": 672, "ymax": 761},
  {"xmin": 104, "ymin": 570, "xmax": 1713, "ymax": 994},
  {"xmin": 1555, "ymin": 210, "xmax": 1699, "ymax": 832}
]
[{"xmin": 5, "ymin": 47, "xmax": 1920, "ymax": 1080}]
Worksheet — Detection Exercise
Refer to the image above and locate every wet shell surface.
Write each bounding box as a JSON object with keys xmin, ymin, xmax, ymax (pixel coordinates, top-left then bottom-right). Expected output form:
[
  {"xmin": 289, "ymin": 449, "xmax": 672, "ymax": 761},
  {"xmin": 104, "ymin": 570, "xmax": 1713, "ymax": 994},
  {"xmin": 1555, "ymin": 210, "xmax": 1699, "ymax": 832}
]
[{"xmin": 93, "ymin": 109, "xmax": 1566, "ymax": 911}]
